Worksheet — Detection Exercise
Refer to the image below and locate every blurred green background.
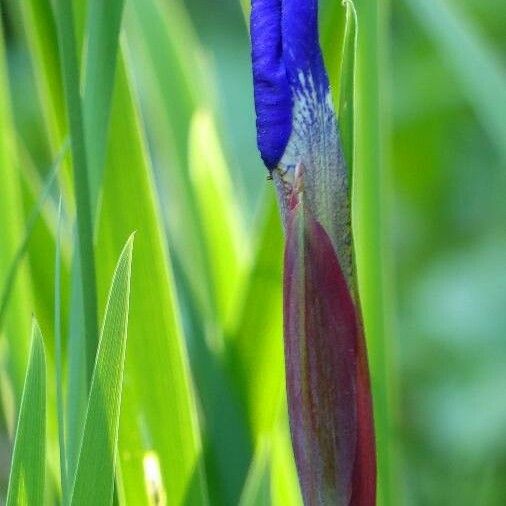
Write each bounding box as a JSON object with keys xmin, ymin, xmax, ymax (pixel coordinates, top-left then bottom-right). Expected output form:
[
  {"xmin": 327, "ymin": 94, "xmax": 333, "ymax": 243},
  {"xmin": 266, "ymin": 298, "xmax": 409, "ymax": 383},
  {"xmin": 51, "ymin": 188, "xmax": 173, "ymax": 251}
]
[{"xmin": 0, "ymin": 0, "xmax": 505, "ymax": 504}]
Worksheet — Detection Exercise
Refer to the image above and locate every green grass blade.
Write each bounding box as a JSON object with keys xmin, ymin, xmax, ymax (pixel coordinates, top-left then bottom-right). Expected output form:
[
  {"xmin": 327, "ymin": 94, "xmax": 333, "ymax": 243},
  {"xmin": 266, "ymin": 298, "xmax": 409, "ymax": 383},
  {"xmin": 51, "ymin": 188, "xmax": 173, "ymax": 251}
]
[
  {"xmin": 126, "ymin": 0, "xmax": 204, "ymax": 168},
  {"xmin": 0, "ymin": 16, "xmax": 34, "ymax": 415},
  {"xmin": 228, "ymin": 190, "xmax": 284, "ymax": 437},
  {"xmin": 239, "ymin": 441, "xmax": 271, "ymax": 506},
  {"xmin": 54, "ymin": 0, "xmax": 99, "ymax": 382},
  {"xmin": 239, "ymin": 0, "xmax": 250, "ymax": 20},
  {"xmin": 15, "ymin": 140, "xmax": 73, "ymax": 345},
  {"xmin": 270, "ymin": 417, "xmax": 302, "ymax": 506},
  {"xmin": 320, "ymin": 0, "xmax": 356, "ymax": 176},
  {"xmin": 321, "ymin": 0, "xmax": 346, "ymax": 96},
  {"xmin": 353, "ymin": 0, "xmax": 399, "ymax": 504},
  {"xmin": 338, "ymin": 0, "xmax": 358, "ymax": 175},
  {"xmin": 65, "ymin": 253, "xmax": 88, "ymax": 479},
  {"xmin": 0, "ymin": 146, "xmax": 65, "ymax": 332},
  {"xmin": 83, "ymin": 0, "xmax": 125, "ymax": 212},
  {"xmin": 187, "ymin": 110, "xmax": 253, "ymax": 505},
  {"xmin": 95, "ymin": 54, "xmax": 207, "ymax": 505},
  {"xmin": 125, "ymin": 0, "xmax": 214, "ymax": 316},
  {"xmin": 20, "ymin": 0, "xmax": 74, "ymax": 202},
  {"xmin": 189, "ymin": 109, "xmax": 247, "ymax": 325},
  {"xmin": 125, "ymin": 5, "xmax": 249, "ymax": 496},
  {"xmin": 20, "ymin": 0, "xmax": 65, "ymax": 147},
  {"xmin": 18, "ymin": 0, "xmax": 89, "ymax": 480},
  {"xmin": 70, "ymin": 234, "xmax": 134, "ymax": 505},
  {"xmin": 6, "ymin": 320, "xmax": 47, "ymax": 506},
  {"xmin": 405, "ymin": 0, "xmax": 506, "ymax": 160},
  {"xmin": 54, "ymin": 198, "xmax": 68, "ymax": 502}
]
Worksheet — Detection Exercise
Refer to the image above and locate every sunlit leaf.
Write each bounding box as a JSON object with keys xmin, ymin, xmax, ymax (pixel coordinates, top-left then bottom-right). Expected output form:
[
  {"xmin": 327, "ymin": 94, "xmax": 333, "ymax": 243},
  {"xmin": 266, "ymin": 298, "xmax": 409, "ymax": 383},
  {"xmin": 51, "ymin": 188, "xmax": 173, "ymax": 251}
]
[
  {"xmin": 353, "ymin": 0, "xmax": 397, "ymax": 503},
  {"xmin": 6, "ymin": 320, "xmax": 46, "ymax": 506},
  {"xmin": 0, "ymin": 16, "xmax": 33, "ymax": 419},
  {"xmin": 338, "ymin": 0, "xmax": 358, "ymax": 175},
  {"xmin": 239, "ymin": 441, "xmax": 270, "ymax": 506},
  {"xmin": 0, "ymin": 149, "xmax": 64, "ymax": 332},
  {"xmin": 270, "ymin": 416, "xmax": 302, "ymax": 506},
  {"xmin": 83, "ymin": 0, "xmax": 125, "ymax": 212},
  {"xmin": 124, "ymin": 0, "xmax": 213, "ymax": 316},
  {"xmin": 405, "ymin": 0, "xmax": 506, "ymax": 159},
  {"xmin": 189, "ymin": 109, "xmax": 247, "ymax": 325},
  {"xmin": 70, "ymin": 234, "xmax": 134, "ymax": 505},
  {"xmin": 228, "ymin": 190, "xmax": 284, "ymax": 437},
  {"xmin": 54, "ymin": 0, "xmax": 99, "ymax": 381},
  {"xmin": 54, "ymin": 198, "xmax": 68, "ymax": 502},
  {"xmin": 96, "ymin": 54, "xmax": 208, "ymax": 505}
]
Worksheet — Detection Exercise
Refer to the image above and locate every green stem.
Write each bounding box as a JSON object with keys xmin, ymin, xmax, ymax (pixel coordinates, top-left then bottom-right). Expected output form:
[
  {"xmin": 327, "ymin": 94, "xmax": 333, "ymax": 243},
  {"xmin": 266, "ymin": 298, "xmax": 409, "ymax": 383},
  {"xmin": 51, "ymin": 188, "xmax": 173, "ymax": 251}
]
[
  {"xmin": 55, "ymin": 198, "xmax": 68, "ymax": 503},
  {"xmin": 353, "ymin": 0, "xmax": 399, "ymax": 504},
  {"xmin": 54, "ymin": 0, "xmax": 98, "ymax": 385}
]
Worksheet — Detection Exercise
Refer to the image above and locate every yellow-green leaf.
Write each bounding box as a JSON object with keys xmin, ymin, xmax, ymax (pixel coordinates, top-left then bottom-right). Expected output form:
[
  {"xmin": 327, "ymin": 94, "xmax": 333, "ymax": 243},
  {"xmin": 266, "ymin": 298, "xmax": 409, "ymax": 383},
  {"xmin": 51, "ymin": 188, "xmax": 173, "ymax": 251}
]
[
  {"xmin": 70, "ymin": 234, "xmax": 134, "ymax": 505},
  {"xmin": 6, "ymin": 320, "xmax": 46, "ymax": 506}
]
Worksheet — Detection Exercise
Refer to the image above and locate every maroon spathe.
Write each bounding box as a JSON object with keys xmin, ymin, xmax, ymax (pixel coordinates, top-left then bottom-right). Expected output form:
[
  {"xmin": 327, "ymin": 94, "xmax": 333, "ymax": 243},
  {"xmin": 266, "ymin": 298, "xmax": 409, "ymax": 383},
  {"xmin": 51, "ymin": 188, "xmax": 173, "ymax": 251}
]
[{"xmin": 284, "ymin": 205, "xmax": 376, "ymax": 506}]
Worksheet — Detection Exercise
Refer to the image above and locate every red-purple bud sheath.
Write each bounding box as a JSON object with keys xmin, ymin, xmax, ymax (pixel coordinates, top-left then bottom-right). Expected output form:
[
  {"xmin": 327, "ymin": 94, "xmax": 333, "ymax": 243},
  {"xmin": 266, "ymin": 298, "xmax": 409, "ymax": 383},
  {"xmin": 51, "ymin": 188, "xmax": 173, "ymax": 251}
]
[
  {"xmin": 284, "ymin": 203, "xmax": 375, "ymax": 505},
  {"xmin": 250, "ymin": 1, "xmax": 376, "ymax": 503}
]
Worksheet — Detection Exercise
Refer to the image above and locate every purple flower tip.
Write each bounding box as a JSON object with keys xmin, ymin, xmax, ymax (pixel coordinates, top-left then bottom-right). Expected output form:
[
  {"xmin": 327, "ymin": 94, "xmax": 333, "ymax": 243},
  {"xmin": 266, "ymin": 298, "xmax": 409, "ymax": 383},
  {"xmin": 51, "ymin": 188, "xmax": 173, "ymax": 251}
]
[{"xmin": 250, "ymin": 0, "xmax": 329, "ymax": 170}]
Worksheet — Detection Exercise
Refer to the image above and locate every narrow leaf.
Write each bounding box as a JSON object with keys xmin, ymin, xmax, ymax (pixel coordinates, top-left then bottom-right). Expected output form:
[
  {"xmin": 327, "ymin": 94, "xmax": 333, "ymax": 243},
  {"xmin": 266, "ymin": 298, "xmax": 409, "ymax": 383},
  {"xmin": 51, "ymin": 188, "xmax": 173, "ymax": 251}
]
[
  {"xmin": 405, "ymin": 0, "xmax": 506, "ymax": 159},
  {"xmin": 65, "ymin": 253, "xmax": 88, "ymax": 479},
  {"xmin": 96, "ymin": 56, "xmax": 207, "ymax": 505},
  {"xmin": 125, "ymin": 0, "xmax": 214, "ymax": 316},
  {"xmin": 353, "ymin": 0, "xmax": 397, "ymax": 502},
  {"xmin": 0, "ymin": 15, "xmax": 33, "ymax": 414},
  {"xmin": 229, "ymin": 190, "xmax": 284, "ymax": 437},
  {"xmin": 6, "ymin": 320, "xmax": 47, "ymax": 506},
  {"xmin": 83, "ymin": 0, "xmax": 126, "ymax": 212},
  {"xmin": 21, "ymin": 0, "xmax": 68, "ymax": 157},
  {"xmin": 271, "ymin": 417, "xmax": 302, "ymax": 506},
  {"xmin": 70, "ymin": 234, "xmax": 134, "ymax": 505},
  {"xmin": 54, "ymin": 198, "xmax": 68, "ymax": 502},
  {"xmin": 0, "ymin": 147, "xmax": 65, "ymax": 332},
  {"xmin": 54, "ymin": 0, "xmax": 99, "ymax": 382},
  {"xmin": 189, "ymin": 109, "xmax": 247, "ymax": 325},
  {"xmin": 321, "ymin": 0, "xmax": 346, "ymax": 96},
  {"xmin": 239, "ymin": 441, "xmax": 271, "ymax": 506},
  {"xmin": 338, "ymin": 0, "xmax": 358, "ymax": 176}
]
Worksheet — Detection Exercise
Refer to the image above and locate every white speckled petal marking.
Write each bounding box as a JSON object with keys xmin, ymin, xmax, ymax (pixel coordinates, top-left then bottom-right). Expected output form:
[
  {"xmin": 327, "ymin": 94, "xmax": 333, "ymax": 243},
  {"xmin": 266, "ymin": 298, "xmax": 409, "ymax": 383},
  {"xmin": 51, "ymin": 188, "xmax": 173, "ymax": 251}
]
[{"xmin": 273, "ymin": 69, "xmax": 353, "ymax": 286}]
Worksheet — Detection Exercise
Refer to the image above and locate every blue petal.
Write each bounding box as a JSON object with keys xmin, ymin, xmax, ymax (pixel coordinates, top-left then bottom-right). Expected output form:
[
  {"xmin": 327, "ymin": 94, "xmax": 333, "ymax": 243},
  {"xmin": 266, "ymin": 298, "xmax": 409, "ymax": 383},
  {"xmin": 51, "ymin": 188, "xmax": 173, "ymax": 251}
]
[
  {"xmin": 251, "ymin": 0, "xmax": 350, "ymax": 284},
  {"xmin": 251, "ymin": 0, "xmax": 330, "ymax": 170},
  {"xmin": 282, "ymin": 0, "xmax": 329, "ymax": 97},
  {"xmin": 251, "ymin": 0, "xmax": 292, "ymax": 169}
]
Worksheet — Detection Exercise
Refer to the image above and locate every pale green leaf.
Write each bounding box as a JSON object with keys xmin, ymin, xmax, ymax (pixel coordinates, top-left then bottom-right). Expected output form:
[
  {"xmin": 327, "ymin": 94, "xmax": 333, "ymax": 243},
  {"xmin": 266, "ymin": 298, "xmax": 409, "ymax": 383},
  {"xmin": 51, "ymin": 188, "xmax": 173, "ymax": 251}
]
[
  {"xmin": 405, "ymin": 0, "xmax": 506, "ymax": 160},
  {"xmin": 6, "ymin": 320, "xmax": 46, "ymax": 506},
  {"xmin": 96, "ymin": 53, "xmax": 207, "ymax": 505},
  {"xmin": 54, "ymin": 0, "xmax": 99, "ymax": 382},
  {"xmin": 353, "ymin": 0, "xmax": 398, "ymax": 503},
  {"xmin": 239, "ymin": 441, "xmax": 271, "ymax": 506},
  {"xmin": 189, "ymin": 109, "xmax": 248, "ymax": 326},
  {"xmin": 270, "ymin": 418, "xmax": 302, "ymax": 506},
  {"xmin": 321, "ymin": 0, "xmax": 346, "ymax": 96},
  {"xmin": 70, "ymin": 234, "xmax": 134, "ymax": 505},
  {"xmin": 339, "ymin": 0, "xmax": 358, "ymax": 176},
  {"xmin": 124, "ymin": 0, "xmax": 214, "ymax": 317},
  {"xmin": 0, "ymin": 15, "xmax": 33, "ymax": 419},
  {"xmin": 20, "ymin": 0, "xmax": 74, "ymax": 201},
  {"xmin": 54, "ymin": 198, "xmax": 68, "ymax": 502},
  {"xmin": 0, "ymin": 148, "xmax": 64, "ymax": 333},
  {"xmin": 228, "ymin": 190, "xmax": 284, "ymax": 437},
  {"xmin": 83, "ymin": 0, "xmax": 125, "ymax": 213}
]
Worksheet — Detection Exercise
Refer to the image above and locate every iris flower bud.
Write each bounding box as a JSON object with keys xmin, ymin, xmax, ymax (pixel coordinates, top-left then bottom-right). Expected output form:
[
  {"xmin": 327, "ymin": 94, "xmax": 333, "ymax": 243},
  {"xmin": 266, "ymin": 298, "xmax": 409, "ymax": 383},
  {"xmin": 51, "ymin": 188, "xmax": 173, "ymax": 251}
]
[{"xmin": 250, "ymin": 1, "xmax": 376, "ymax": 504}]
